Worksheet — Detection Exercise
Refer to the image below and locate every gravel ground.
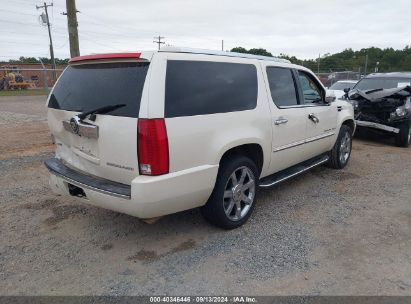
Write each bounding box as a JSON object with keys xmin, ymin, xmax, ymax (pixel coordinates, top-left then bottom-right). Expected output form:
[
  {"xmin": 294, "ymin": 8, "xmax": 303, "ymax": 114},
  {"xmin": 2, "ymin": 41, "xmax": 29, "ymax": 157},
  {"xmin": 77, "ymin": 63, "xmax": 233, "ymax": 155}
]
[{"xmin": 0, "ymin": 96, "xmax": 410, "ymax": 295}]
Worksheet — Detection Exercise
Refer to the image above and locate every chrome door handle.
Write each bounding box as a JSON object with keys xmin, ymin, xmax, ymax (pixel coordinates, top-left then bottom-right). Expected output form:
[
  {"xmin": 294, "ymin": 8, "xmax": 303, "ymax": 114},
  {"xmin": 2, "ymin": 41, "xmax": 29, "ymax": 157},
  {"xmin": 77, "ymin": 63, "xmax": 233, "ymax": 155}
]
[
  {"xmin": 274, "ymin": 118, "xmax": 288, "ymax": 125},
  {"xmin": 308, "ymin": 113, "xmax": 320, "ymax": 123}
]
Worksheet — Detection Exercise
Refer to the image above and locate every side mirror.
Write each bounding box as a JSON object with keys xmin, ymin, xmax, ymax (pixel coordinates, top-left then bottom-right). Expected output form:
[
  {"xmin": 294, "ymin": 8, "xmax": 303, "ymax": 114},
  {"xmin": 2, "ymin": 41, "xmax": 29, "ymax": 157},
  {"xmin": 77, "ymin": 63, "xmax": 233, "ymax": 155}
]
[
  {"xmin": 324, "ymin": 91, "xmax": 336, "ymax": 103},
  {"xmin": 343, "ymin": 88, "xmax": 350, "ymax": 93}
]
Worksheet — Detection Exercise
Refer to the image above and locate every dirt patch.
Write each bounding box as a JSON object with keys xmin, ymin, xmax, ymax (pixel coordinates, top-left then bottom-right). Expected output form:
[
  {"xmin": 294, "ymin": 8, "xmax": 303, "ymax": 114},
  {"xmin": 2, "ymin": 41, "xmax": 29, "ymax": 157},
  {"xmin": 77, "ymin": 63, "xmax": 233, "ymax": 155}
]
[
  {"xmin": 169, "ymin": 239, "xmax": 196, "ymax": 254},
  {"xmin": 0, "ymin": 122, "xmax": 54, "ymax": 160},
  {"xmin": 44, "ymin": 205, "xmax": 89, "ymax": 226},
  {"xmin": 128, "ymin": 250, "xmax": 159, "ymax": 263},
  {"xmin": 101, "ymin": 244, "xmax": 114, "ymax": 251},
  {"xmin": 21, "ymin": 198, "xmax": 58, "ymax": 210},
  {"xmin": 334, "ymin": 172, "xmax": 360, "ymax": 181},
  {"xmin": 351, "ymin": 145, "xmax": 364, "ymax": 151},
  {"xmin": 0, "ymin": 96, "xmax": 52, "ymax": 160},
  {"xmin": 127, "ymin": 239, "xmax": 197, "ymax": 263}
]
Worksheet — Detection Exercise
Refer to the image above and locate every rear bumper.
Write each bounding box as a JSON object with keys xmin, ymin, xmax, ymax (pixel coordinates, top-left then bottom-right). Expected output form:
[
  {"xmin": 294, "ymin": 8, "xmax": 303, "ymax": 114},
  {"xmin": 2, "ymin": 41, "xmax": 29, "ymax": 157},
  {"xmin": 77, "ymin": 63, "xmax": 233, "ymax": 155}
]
[
  {"xmin": 45, "ymin": 158, "xmax": 131, "ymax": 199},
  {"xmin": 355, "ymin": 120, "xmax": 400, "ymax": 134},
  {"xmin": 45, "ymin": 158, "xmax": 218, "ymax": 218}
]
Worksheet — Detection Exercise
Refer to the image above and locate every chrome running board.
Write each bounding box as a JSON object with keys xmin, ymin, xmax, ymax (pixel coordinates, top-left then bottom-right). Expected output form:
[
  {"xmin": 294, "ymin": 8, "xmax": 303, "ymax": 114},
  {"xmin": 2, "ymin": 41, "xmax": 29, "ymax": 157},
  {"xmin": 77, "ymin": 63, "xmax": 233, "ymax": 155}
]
[{"xmin": 259, "ymin": 154, "xmax": 329, "ymax": 188}]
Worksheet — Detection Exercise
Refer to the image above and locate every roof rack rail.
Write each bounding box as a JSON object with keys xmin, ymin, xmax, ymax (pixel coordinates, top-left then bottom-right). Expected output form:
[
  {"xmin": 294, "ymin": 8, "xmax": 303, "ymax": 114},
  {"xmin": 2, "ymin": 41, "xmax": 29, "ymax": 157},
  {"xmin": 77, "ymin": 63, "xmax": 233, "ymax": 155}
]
[{"xmin": 159, "ymin": 46, "xmax": 291, "ymax": 63}]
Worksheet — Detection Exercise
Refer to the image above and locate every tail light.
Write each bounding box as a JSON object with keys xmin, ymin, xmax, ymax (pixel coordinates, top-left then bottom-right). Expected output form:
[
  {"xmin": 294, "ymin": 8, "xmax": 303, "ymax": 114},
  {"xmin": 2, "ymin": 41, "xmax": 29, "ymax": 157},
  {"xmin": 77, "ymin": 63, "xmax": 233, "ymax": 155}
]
[{"xmin": 137, "ymin": 119, "xmax": 169, "ymax": 175}]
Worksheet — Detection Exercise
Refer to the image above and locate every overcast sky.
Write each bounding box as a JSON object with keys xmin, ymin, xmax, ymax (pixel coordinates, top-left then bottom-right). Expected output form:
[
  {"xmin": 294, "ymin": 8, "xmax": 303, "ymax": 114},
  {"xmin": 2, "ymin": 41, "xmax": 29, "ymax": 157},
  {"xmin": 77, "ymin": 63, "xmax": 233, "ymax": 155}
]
[{"xmin": 1, "ymin": 0, "xmax": 410, "ymax": 60}]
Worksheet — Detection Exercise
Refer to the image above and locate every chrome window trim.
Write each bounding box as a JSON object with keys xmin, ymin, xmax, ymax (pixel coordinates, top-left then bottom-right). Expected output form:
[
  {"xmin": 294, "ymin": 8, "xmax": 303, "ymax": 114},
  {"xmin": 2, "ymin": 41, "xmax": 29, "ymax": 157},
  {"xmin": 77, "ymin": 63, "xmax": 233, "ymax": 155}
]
[{"xmin": 277, "ymin": 103, "xmax": 330, "ymax": 109}]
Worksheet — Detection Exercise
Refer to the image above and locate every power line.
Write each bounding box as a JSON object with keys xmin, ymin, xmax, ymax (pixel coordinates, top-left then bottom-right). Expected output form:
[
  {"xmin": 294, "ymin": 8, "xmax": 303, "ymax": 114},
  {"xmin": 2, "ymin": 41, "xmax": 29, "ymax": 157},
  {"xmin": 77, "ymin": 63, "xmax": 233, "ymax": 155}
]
[
  {"xmin": 77, "ymin": 28, "xmax": 144, "ymax": 39},
  {"xmin": 78, "ymin": 34, "xmax": 124, "ymax": 51},
  {"xmin": 0, "ymin": 19, "xmax": 41, "ymax": 26},
  {"xmin": 79, "ymin": 12, "xmax": 153, "ymax": 37},
  {"xmin": 79, "ymin": 31, "xmax": 128, "ymax": 46},
  {"xmin": 0, "ymin": 18, "xmax": 67, "ymax": 32},
  {"xmin": 2, "ymin": 41, "xmax": 49, "ymax": 46},
  {"xmin": 0, "ymin": 8, "xmax": 38, "ymax": 16},
  {"xmin": 9, "ymin": 0, "xmax": 36, "ymax": 5},
  {"xmin": 153, "ymin": 36, "xmax": 165, "ymax": 50},
  {"xmin": 0, "ymin": 29, "xmax": 67, "ymax": 38}
]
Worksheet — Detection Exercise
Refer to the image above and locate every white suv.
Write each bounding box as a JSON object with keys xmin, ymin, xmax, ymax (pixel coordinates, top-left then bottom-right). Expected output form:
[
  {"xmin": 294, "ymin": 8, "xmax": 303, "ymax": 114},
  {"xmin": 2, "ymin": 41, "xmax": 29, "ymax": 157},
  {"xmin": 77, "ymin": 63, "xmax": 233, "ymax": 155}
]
[{"xmin": 45, "ymin": 47, "xmax": 355, "ymax": 229}]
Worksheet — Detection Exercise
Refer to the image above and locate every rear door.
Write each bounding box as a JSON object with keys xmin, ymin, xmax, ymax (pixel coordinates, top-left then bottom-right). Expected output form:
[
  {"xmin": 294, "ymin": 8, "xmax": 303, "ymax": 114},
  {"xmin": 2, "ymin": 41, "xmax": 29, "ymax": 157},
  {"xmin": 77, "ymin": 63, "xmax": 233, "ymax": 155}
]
[
  {"xmin": 47, "ymin": 58, "xmax": 150, "ymax": 184},
  {"xmin": 263, "ymin": 64, "xmax": 308, "ymax": 173}
]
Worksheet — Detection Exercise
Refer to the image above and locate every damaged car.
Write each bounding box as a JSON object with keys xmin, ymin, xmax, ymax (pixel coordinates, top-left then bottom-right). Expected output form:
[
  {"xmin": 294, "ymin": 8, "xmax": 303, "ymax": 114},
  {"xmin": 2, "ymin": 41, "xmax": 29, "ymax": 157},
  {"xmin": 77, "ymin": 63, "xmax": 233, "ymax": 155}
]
[{"xmin": 347, "ymin": 85, "xmax": 411, "ymax": 147}]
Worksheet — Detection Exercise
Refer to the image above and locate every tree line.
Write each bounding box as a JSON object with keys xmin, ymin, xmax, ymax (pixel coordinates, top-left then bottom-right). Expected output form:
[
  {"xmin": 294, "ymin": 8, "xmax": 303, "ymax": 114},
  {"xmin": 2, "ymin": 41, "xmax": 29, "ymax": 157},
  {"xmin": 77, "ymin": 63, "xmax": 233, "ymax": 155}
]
[
  {"xmin": 231, "ymin": 46, "xmax": 411, "ymax": 74},
  {"xmin": 3, "ymin": 57, "xmax": 69, "ymax": 65}
]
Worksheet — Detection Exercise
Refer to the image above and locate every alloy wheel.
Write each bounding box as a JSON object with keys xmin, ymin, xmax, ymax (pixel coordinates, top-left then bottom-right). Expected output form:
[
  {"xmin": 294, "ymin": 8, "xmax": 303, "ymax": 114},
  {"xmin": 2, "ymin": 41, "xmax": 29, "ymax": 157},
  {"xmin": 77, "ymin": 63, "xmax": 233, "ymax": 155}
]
[
  {"xmin": 339, "ymin": 132, "xmax": 351, "ymax": 164},
  {"xmin": 223, "ymin": 166, "xmax": 255, "ymax": 221}
]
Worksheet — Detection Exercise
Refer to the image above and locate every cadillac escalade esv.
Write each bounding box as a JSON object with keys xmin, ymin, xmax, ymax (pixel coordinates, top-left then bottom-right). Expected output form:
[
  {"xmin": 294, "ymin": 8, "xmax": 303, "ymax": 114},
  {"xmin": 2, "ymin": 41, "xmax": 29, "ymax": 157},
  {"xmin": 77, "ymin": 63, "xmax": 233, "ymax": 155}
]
[{"xmin": 45, "ymin": 47, "xmax": 355, "ymax": 229}]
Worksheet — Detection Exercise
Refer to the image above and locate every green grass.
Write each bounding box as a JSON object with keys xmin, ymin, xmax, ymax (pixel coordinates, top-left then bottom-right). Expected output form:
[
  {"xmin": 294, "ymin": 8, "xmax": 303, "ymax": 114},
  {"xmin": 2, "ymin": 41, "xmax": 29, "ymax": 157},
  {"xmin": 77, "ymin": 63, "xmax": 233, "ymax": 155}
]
[{"xmin": 0, "ymin": 89, "xmax": 48, "ymax": 97}]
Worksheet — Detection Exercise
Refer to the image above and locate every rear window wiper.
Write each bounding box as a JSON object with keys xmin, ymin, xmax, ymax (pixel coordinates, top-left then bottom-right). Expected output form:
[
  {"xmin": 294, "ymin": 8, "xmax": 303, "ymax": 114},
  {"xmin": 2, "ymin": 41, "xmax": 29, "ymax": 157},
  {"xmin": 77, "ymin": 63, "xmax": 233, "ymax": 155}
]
[{"xmin": 77, "ymin": 104, "xmax": 126, "ymax": 121}]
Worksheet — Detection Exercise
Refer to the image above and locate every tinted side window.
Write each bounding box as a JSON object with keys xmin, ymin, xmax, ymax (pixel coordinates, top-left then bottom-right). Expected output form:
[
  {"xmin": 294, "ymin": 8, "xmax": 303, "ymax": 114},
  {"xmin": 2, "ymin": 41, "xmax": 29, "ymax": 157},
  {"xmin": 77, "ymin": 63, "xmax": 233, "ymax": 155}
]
[
  {"xmin": 266, "ymin": 67, "xmax": 299, "ymax": 107},
  {"xmin": 298, "ymin": 71, "xmax": 324, "ymax": 104},
  {"xmin": 165, "ymin": 60, "xmax": 257, "ymax": 118}
]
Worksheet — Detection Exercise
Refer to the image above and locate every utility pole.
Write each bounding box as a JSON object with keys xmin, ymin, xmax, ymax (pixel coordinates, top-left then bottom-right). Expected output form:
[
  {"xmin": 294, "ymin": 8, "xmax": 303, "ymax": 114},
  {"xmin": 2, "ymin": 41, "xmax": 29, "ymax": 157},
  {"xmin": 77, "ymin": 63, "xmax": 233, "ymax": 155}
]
[
  {"xmin": 317, "ymin": 53, "xmax": 320, "ymax": 74},
  {"xmin": 364, "ymin": 53, "xmax": 368, "ymax": 76},
  {"xmin": 36, "ymin": 2, "xmax": 57, "ymax": 82},
  {"xmin": 221, "ymin": 40, "xmax": 224, "ymax": 51},
  {"xmin": 62, "ymin": 0, "xmax": 80, "ymax": 58},
  {"xmin": 153, "ymin": 36, "xmax": 165, "ymax": 50}
]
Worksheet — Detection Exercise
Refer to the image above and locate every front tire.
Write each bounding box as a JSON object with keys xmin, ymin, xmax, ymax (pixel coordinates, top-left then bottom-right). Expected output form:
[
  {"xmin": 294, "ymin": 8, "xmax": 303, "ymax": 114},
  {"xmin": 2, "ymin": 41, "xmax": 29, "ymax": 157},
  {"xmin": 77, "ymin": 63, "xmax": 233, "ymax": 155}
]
[
  {"xmin": 328, "ymin": 125, "xmax": 353, "ymax": 169},
  {"xmin": 201, "ymin": 155, "xmax": 258, "ymax": 229},
  {"xmin": 395, "ymin": 120, "xmax": 411, "ymax": 148}
]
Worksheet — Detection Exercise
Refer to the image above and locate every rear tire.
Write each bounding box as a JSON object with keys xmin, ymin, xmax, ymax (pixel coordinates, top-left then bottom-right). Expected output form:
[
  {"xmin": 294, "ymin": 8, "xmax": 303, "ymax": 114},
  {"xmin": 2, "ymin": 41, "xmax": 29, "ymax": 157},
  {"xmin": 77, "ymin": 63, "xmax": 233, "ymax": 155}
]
[
  {"xmin": 327, "ymin": 125, "xmax": 352, "ymax": 169},
  {"xmin": 395, "ymin": 120, "xmax": 411, "ymax": 148},
  {"xmin": 201, "ymin": 155, "xmax": 258, "ymax": 229}
]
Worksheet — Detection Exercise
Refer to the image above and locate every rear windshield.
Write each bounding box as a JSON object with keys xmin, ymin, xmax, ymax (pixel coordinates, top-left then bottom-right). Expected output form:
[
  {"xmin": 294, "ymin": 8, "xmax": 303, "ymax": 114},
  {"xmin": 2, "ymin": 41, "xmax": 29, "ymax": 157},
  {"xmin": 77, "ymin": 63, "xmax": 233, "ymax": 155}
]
[
  {"xmin": 48, "ymin": 62, "xmax": 149, "ymax": 118},
  {"xmin": 354, "ymin": 77, "xmax": 411, "ymax": 91}
]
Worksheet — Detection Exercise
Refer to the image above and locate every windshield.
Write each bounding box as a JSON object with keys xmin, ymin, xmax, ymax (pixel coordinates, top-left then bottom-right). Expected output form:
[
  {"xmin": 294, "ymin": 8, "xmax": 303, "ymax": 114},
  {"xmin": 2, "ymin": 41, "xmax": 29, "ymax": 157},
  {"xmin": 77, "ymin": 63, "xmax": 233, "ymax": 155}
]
[
  {"xmin": 353, "ymin": 77, "xmax": 411, "ymax": 91},
  {"xmin": 329, "ymin": 82, "xmax": 356, "ymax": 90},
  {"xmin": 48, "ymin": 62, "xmax": 149, "ymax": 118}
]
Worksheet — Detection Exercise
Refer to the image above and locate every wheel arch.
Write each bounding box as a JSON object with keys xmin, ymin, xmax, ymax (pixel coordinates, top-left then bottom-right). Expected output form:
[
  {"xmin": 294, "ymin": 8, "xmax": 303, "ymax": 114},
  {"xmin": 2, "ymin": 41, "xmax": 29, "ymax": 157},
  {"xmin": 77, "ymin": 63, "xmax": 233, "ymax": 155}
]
[
  {"xmin": 341, "ymin": 118, "xmax": 355, "ymax": 135},
  {"xmin": 218, "ymin": 142, "xmax": 265, "ymax": 177}
]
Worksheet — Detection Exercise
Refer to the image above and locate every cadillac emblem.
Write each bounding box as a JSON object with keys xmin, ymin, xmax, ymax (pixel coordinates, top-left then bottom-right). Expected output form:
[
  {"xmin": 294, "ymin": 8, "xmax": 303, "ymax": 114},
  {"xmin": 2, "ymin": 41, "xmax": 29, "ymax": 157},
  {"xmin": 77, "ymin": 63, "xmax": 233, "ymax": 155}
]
[{"xmin": 69, "ymin": 117, "xmax": 80, "ymax": 134}]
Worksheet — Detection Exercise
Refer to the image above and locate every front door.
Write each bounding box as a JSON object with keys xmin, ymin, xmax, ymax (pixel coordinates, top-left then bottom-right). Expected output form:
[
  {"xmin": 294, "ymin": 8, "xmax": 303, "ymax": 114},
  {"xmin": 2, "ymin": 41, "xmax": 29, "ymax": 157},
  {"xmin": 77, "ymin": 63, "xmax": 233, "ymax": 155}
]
[{"xmin": 296, "ymin": 70, "xmax": 338, "ymax": 158}]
